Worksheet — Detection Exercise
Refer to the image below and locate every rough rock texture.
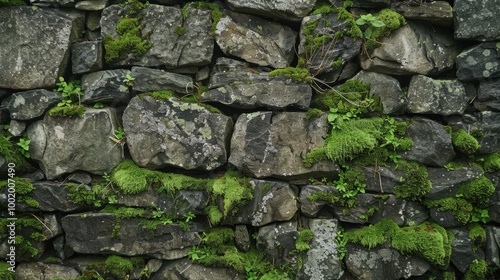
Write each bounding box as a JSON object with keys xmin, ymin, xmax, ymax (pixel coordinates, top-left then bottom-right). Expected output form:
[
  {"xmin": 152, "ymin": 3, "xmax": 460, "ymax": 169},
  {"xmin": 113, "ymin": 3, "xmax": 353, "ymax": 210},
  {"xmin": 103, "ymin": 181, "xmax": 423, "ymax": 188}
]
[
  {"xmin": 425, "ymin": 166, "xmax": 483, "ymax": 199},
  {"xmin": 225, "ymin": 0, "xmax": 316, "ymax": 21},
  {"xmin": 450, "ymin": 227, "xmax": 486, "ymax": 273},
  {"xmin": 1, "ymin": 89, "xmax": 62, "ymax": 121},
  {"xmin": 360, "ymin": 164, "xmax": 404, "ymax": 194},
  {"xmin": 152, "ymin": 259, "xmax": 245, "ymax": 280},
  {"xmin": 0, "ymin": 7, "xmax": 84, "ymax": 89},
  {"xmin": 16, "ymin": 263, "xmax": 80, "ymax": 280},
  {"xmin": 101, "ymin": 4, "xmax": 213, "ymax": 67},
  {"xmin": 456, "ymin": 43, "xmax": 500, "ymax": 82},
  {"xmin": 407, "ymin": 75, "xmax": 468, "ymax": 116},
  {"xmin": 391, "ymin": 1, "xmax": 453, "ymax": 27},
  {"xmin": 487, "ymin": 226, "xmax": 500, "ymax": 267},
  {"xmin": 345, "ymin": 244, "xmax": 431, "ymax": 280},
  {"xmin": 215, "ymin": 10, "xmax": 296, "ymax": 68},
  {"xmin": 81, "ymin": 69, "xmax": 133, "ymax": 104},
  {"xmin": 256, "ymin": 221, "xmax": 299, "ymax": 267},
  {"xmin": 331, "ymin": 0, "xmax": 389, "ymax": 8},
  {"xmin": 360, "ymin": 21, "xmax": 459, "ymax": 75},
  {"xmin": 123, "ymin": 96, "xmax": 233, "ymax": 171},
  {"xmin": 20, "ymin": 182, "xmax": 88, "ymax": 212},
  {"xmin": 352, "ymin": 71, "xmax": 407, "ymax": 115},
  {"xmin": 478, "ymin": 78, "xmax": 500, "ymax": 110},
  {"xmin": 369, "ymin": 196, "xmax": 429, "ymax": 226},
  {"xmin": 299, "ymin": 13, "xmax": 362, "ymax": 75},
  {"xmin": 27, "ymin": 108, "xmax": 122, "ymax": 179},
  {"xmin": 62, "ymin": 213, "xmax": 204, "ymax": 260},
  {"xmin": 446, "ymin": 112, "xmax": 500, "ymax": 154},
  {"xmin": 75, "ymin": 0, "xmax": 108, "ymax": 10},
  {"xmin": 228, "ymin": 179, "xmax": 298, "ymax": 226},
  {"xmin": 130, "ymin": 67, "xmax": 194, "ymax": 94},
  {"xmin": 299, "ymin": 219, "xmax": 343, "ymax": 280},
  {"xmin": 71, "ymin": 41, "xmax": 103, "ymax": 75},
  {"xmin": 229, "ymin": 112, "xmax": 339, "ymax": 181},
  {"xmin": 454, "ymin": 0, "xmax": 500, "ymax": 40},
  {"xmin": 208, "ymin": 58, "xmax": 273, "ymax": 89},
  {"xmin": 8, "ymin": 120, "xmax": 26, "ymax": 137},
  {"xmin": 401, "ymin": 118, "xmax": 455, "ymax": 167},
  {"xmin": 299, "ymin": 184, "xmax": 337, "ymax": 217}
]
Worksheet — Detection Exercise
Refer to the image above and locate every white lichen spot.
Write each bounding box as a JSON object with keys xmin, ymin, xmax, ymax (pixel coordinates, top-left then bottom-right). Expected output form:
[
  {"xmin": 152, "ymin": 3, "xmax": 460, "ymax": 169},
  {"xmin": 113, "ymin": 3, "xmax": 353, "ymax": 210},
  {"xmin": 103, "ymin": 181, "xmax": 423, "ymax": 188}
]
[{"xmin": 54, "ymin": 126, "xmax": 65, "ymax": 140}]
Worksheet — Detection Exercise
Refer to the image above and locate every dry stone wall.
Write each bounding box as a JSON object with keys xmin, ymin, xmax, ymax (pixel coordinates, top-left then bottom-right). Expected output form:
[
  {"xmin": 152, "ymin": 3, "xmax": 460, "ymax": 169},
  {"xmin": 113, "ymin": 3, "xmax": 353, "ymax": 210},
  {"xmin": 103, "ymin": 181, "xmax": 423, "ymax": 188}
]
[{"xmin": 1, "ymin": 0, "xmax": 500, "ymax": 279}]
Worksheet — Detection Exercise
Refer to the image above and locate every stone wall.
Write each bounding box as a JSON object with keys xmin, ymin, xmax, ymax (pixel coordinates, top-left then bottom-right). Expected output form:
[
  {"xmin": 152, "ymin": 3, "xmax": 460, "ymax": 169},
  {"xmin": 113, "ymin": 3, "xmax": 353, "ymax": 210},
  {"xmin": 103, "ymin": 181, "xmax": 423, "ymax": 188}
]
[{"xmin": 1, "ymin": 0, "xmax": 500, "ymax": 279}]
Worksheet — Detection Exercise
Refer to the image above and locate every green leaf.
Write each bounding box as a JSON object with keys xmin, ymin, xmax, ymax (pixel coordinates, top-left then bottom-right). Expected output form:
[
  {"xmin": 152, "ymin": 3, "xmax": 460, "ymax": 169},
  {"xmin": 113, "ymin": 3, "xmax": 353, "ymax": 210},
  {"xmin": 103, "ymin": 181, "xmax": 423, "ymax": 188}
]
[
  {"xmin": 372, "ymin": 20, "xmax": 385, "ymax": 27},
  {"xmin": 356, "ymin": 18, "xmax": 367, "ymax": 25},
  {"xmin": 364, "ymin": 27, "xmax": 373, "ymax": 38}
]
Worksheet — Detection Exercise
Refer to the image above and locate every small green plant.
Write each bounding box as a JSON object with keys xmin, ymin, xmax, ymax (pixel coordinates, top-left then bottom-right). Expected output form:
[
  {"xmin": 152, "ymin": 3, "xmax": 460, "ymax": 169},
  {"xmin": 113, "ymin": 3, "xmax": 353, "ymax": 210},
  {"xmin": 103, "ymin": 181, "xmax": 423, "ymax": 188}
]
[
  {"xmin": 471, "ymin": 208, "xmax": 490, "ymax": 224},
  {"xmin": 93, "ymin": 102, "xmax": 105, "ymax": 109},
  {"xmin": 17, "ymin": 135, "xmax": 30, "ymax": 158},
  {"xmin": 54, "ymin": 77, "xmax": 83, "ymax": 107},
  {"xmin": 109, "ymin": 127, "xmax": 126, "ymax": 159},
  {"xmin": 175, "ymin": 26, "xmax": 186, "ymax": 36},
  {"xmin": 123, "ymin": 74, "xmax": 135, "ymax": 87},
  {"xmin": 444, "ymin": 161, "xmax": 462, "ymax": 171},
  {"xmin": 356, "ymin": 14, "xmax": 386, "ymax": 39}
]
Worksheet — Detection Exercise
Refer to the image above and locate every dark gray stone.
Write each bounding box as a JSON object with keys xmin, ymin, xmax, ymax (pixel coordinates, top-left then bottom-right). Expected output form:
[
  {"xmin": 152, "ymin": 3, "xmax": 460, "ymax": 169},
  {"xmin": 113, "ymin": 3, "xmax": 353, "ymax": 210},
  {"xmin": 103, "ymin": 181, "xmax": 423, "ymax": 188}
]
[
  {"xmin": 71, "ymin": 41, "xmax": 103, "ymax": 75},
  {"xmin": 390, "ymin": 1, "xmax": 453, "ymax": 27},
  {"xmin": 75, "ymin": 0, "xmax": 108, "ymax": 10},
  {"xmin": 86, "ymin": 11, "xmax": 101, "ymax": 30},
  {"xmin": 130, "ymin": 66, "xmax": 194, "ymax": 94},
  {"xmin": 8, "ymin": 120, "xmax": 26, "ymax": 137},
  {"xmin": 27, "ymin": 108, "xmax": 123, "ymax": 179},
  {"xmin": 331, "ymin": 0, "xmax": 390, "ymax": 8},
  {"xmin": 425, "ymin": 166, "xmax": 483, "ymax": 199},
  {"xmin": 401, "ymin": 118, "xmax": 455, "ymax": 167},
  {"xmin": 407, "ymin": 75, "xmax": 468, "ymax": 116},
  {"xmin": 299, "ymin": 184, "xmax": 337, "ymax": 217},
  {"xmin": 369, "ymin": 195, "xmax": 429, "ymax": 226},
  {"xmin": 42, "ymin": 214, "xmax": 63, "ymax": 240},
  {"xmin": 53, "ymin": 236, "xmax": 74, "ymax": 260},
  {"xmin": 430, "ymin": 209, "xmax": 465, "ymax": 228},
  {"xmin": 215, "ymin": 10, "xmax": 296, "ymax": 68},
  {"xmin": 478, "ymin": 78, "xmax": 500, "ymax": 110},
  {"xmin": 26, "ymin": 182, "xmax": 89, "ymax": 212},
  {"xmin": 229, "ymin": 112, "xmax": 339, "ymax": 181},
  {"xmin": 456, "ymin": 43, "xmax": 500, "ymax": 82},
  {"xmin": 256, "ymin": 221, "xmax": 299, "ymax": 267},
  {"xmin": 208, "ymin": 57, "xmax": 271, "ymax": 89},
  {"xmin": 487, "ymin": 226, "xmax": 500, "ymax": 268},
  {"xmin": 152, "ymin": 259, "xmax": 245, "ymax": 280},
  {"xmin": 446, "ymin": 112, "xmax": 500, "ymax": 154},
  {"xmin": 81, "ymin": 69, "xmax": 132, "ymax": 105},
  {"xmin": 450, "ymin": 227, "xmax": 485, "ymax": 273},
  {"xmin": 332, "ymin": 194, "xmax": 380, "ymax": 224},
  {"xmin": 0, "ymin": 7, "xmax": 84, "ymax": 89},
  {"xmin": 234, "ymin": 225, "xmax": 250, "ymax": 252},
  {"xmin": 360, "ymin": 164, "xmax": 404, "ymax": 194},
  {"xmin": 454, "ymin": 0, "xmax": 500, "ymax": 41},
  {"xmin": 123, "ymin": 96, "xmax": 233, "ymax": 171},
  {"xmin": 16, "ymin": 263, "xmax": 80, "ymax": 280},
  {"xmin": 67, "ymin": 172, "xmax": 93, "ymax": 185},
  {"xmin": 1, "ymin": 89, "xmax": 62, "ymax": 121},
  {"xmin": 226, "ymin": 0, "xmax": 317, "ymax": 21}
]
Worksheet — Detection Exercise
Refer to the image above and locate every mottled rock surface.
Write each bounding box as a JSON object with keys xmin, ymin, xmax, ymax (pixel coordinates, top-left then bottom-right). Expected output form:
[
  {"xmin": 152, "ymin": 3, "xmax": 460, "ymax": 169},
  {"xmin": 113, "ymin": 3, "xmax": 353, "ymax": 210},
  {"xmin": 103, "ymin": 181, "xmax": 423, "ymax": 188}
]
[
  {"xmin": 71, "ymin": 41, "xmax": 103, "ymax": 75},
  {"xmin": 81, "ymin": 69, "xmax": 132, "ymax": 104},
  {"xmin": 226, "ymin": 0, "xmax": 316, "ymax": 21},
  {"xmin": 391, "ymin": 1, "xmax": 453, "ymax": 27},
  {"xmin": 2, "ymin": 90, "xmax": 62, "ymax": 121},
  {"xmin": 456, "ymin": 43, "xmax": 500, "ymax": 81},
  {"xmin": 131, "ymin": 67, "xmax": 194, "ymax": 94},
  {"xmin": 454, "ymin": 0, "xmax": 500, "ymax": 40},
  {"xmin": 152, "ymin": 259, "xmax": 245, "ymax": 280}
]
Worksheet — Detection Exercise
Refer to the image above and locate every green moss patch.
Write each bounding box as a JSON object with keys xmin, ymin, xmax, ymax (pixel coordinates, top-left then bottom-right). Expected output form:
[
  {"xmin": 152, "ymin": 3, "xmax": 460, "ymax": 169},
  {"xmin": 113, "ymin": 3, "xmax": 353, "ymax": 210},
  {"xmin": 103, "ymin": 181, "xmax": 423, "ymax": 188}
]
[
  {"xmin": 394, "ymin": 160, "xmax": 432, "ymax": 200},
  {"xmin": 48, "ymin": 104, "xmax": 85, "ymax": 118},
  {"xmin": 182, "ymin": 1, "xmax": 226, "ymax": 35},
  {"xmin": 363, "ymin": 9, "xmax": 406, "ymax": 51},
  {"xmin": 457, "ymin": 176, "xmax": 495, "ymax": 209},
  {"xmin": 269, "ymin": 67, "xmax": 312, "ymax": 83},
  {"xmin": 425, "ymin": 197, "xmax": 473, "ymax": 224},
  {"xmin": 452, "ymin": 129, "xmax": 480, "ymax": 154}
]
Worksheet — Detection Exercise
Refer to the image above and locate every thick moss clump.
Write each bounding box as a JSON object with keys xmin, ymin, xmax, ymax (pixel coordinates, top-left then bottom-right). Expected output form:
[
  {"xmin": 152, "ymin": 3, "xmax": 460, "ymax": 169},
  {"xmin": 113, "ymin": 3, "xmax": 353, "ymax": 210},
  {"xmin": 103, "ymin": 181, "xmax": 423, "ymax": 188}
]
[
  {"xmin": 0, "ymin": 177, "xmax": 38, "ymax": 208},
  {"xmin": 0, "ymin": 0, "xmax": 24, "ymax": 6},
  {"xmin": 483, "ymin": 152, "xmax": 500, "ymax": 172},
  {"xmin": 364, "ymin": 9, "xmax": 406, "ymax": 51},
  {"xmin": 452, "ymin": 129, "xmax": 480, "ymax": 154},
  {"xmin": 77, "ymin": 255, "xmax": 144, "ymax": 280},
  {"xmin": 210, "ymin": 171, "xmax": 253, "ymax": 217},
  {"xmin": 425, "ymin": 197, "xmax": 473, "ymax": 224},
  {"xmin": 465, "ymin": 259, "xmax": 488, "ymax": 280},
  {"xmin": 457, "ymin": 176, "xmax": 495, "ymax": 208},
  {"xmin": 315, "ymin": 80, "xmax": 374, "ymax": 114},
  {"xmin": 394, "ymin": 160, "xmax": 432, "ymax": 200},
  {"xmin": 48, "ymin": 105, "xmax": 85, "ymax": 118},
  {"xmin": 269, "ymin": 67, "xmax": 312, "ymax": 83}
]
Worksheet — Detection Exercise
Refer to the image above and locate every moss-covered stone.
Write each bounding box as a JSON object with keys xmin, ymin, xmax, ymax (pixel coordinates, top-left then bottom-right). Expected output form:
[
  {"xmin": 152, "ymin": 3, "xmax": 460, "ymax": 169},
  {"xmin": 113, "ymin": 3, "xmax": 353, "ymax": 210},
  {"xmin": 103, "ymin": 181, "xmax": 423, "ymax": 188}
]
[
  {"xmin": 457, "ymin": 176, "xmax": 495, "ymax": 209},
  {"xmin": 425, "ymin": 197, "xmax": 473, "ymax": 224},
  {"xmin": 394, "ymin": 160, "xmax": 432, "ymax": 201},
  {"xmin": 269, "ymin": 67, "xmax": 312, "ymax": 83},
  {"xmin": 364, "ymin": 9, "xmax": 406, "ymax": 51},
  {"xmin": 452, "ymin": 129, "xmax": 480, "ymax": 154},
  {"xmin": 48, "ymin": 104, "xmax": 85, "ymax": 118}
]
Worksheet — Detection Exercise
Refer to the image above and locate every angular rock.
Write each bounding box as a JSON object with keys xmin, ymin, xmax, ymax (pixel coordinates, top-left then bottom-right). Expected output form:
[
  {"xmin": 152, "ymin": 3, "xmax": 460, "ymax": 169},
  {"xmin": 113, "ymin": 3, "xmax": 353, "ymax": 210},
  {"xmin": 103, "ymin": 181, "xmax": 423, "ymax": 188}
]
[
  {"xmin": 425, "ymin": 166, "xmax": 483, "ymax": 199},
  {"xmin": 42, "ymin": 214, "xmax": 63, "ymax": 240},
  {"xmin": 71, "ymin": 41, "xmax": 103, "ymax": 75},
  {"xmin": 123, "ymin": 96, "xmax": 233, "ymax": 171},
  {"xmin": 130, "ymin": 66, "xmax": 194, "ymax": 94},
  {"xmin": 478, "ymin": 78, "xmax": 500, "ymax": 110},
  {"xmin": 0, "ymin": 7, "xmax": 84, "ymax": 89},
  {"xmin": 332, "ymin": 194, "xmax": 380, "ymax": 224},
  {"xmin": 446, "ymin": 112, "xmax": 500, "ymax": 154},
  {"xmin": 407, "ymin": 75, "xmax": 468, "ymax": 116},
  {"xmin": 228, "ymin": 179, "xmax": 299, "ymax": 226},
  {"xmin": 62, "ymin": 213, "xmax": 204, "ymax": 259},
  {"xmin": 390, "ymin": 1, "xmax": 453, "ymax": 27},
  {"xmin": 430, "ymin": 208, "xmax": 465, "ymax": 228},
  {"xmin": 101, "ymin": 4, "xmax": 213, "ymax": 67},
  {"xmin": 226, "ymin": 0, "xmax": 316, "ymax": 22},
  {"xmin": 352, "ymin": 71, "xmax": 407, "ymax": 115},
  {"xmin": 215, "ymin": 10, "xmax": 296, "ymax": 68},
  {"xmin": 8, "ymin": 120, "xmax": 26, "ymax": 137},
  {"xmin": 450, "ymin": 227, "xmax": 485, "ymax": 273},
  {"xmin": 75, "ymin": 0, "xmax": 108, "ymax": 10},
  {"xmin": 86, "ymin": 11, "xmax": 101, "ymax": 31},
  {"xmin": 16, "ymin": 263, "xmax": 80, "ymax": 280},
  {"xmin": 369, "ymin": 195, "xmax": 429, "ymax": 226},
  {"xmin": 360, "ymin": 21, "xmax": 459, "ymax": 75},
  {"xmin": 401, "ymin": 118, "xmax": 455, "ymax": 167},
  {"xmin": 257, "ymin": 221, "xmax": 299, "ymax": 267},
  {"xmin": 234, "ymin": 225, "xmax": 250, "ymax": 252},
  {"xmin": 331, "ymin": 0, "xmax": 389, "ymax": 8},
  {"xmin": 487, "ymin": 226, "xmax": 500, "ymax": 268},
  {"xmin": 345, "ymin": 243, "xmax": 430, "ymax": 280},
  {"xmin": 454, "ymin": 0, "xmax": 500, "ymax": 41},
  {"xmin": 27, "ymin": 108, "xmax": 122, "ymax": 179},
  {"xmin": 229, "ymin": 112, "xmax": 339, "ymax": 181},
  {"xmin": 1, "ymin": 90, "xmax": 62, "ymax": 121},
  {"xmin": 456, "ymin": 43, "xmax": 500, "ymax": 82},
  {"xmin": 152, "ymin": 259, "xmax": 245, "ymax": 280},
  {"xmin": 81, "ymin": 69, "xmax": 132, "ymax": 105},
  {"xmin": 360, "ymin": 164, "xmax": 404, "ymax": 194},
  {"xmin": 20, "ymin": 182, "xmax": 88, "ymax": 212},
  {"xmin": 299, "ymin": 219, "xmax": 344, "ymax": 280},
  {"xmin": 300, "ymin": 184, "xmax": 337, "ymax": 217},
  {"xmin": 298, "ymin": 12, "xmax": 362, "ymax": 75},
  {"xmin": 208, "ymin": 57, "xmax": 272, "ymax": 89},
  {"xmin": 67, "ymin": 172, "xmax": 93, "ymax": 185}
]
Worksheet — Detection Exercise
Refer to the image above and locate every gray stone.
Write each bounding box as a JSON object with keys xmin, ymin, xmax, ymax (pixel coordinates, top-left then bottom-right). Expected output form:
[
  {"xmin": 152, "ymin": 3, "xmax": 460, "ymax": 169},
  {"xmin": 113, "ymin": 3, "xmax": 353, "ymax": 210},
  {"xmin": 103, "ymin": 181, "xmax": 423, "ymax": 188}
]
[
  {"xmin": 234, "ymin": 225, "xmax": 250, "ymax": 252},
  {"xmin": 67, "ymin": 171, "xmax": 93, "ymax": 185},
  {"xmin": 81, "ymin": 69, "xmax": 132, "ymax": 105},
  {"xmin": 345, "ymin": 243, "xmax": 430, "ymax": 280},
  {"xmin": 299, "ymin": 184, "xmax": 337, "ymax": 217},
  {"xmin": 331, "ymin": 0, "xmax": 389, "ymax": 8},
  {"xmin": 369, "ymin": 195, "xmax": 429, "ymax": 226},
  {"xmin": 390, "ymin": 1, "xmax": 453, "ymax": 27},
  {"xmin": 53, "ymin": 236, "xmax": 74, "ymax": 260},
  {"xmin": 229, "ymin": 112, "xmax": 339, "ymax": 181},
  {"xmin": 44, "ymin": 264, "xmax": 81, "ymax": 280},
  {"xmin": 225, "ymin": 0, "xmax": 317, "ymax": 22},
  {"xmin": 131, "ymin": 66, "xmax": 194, "ymax": 94},
  {"xmin": 0, "ymin": 7, "xmax": 84, "ymax": 89},
  {"xmin": 401, "ymin": 118, "xmax": 455, "ymax": 167},
  {"xmin": 8, "ymin": 120, "xmax": 26, "ymax": 137},
  {"xmin": 360, "ymin": 164, "xmax": 404, "ymax": 194},
  {"xmin": 257, "ymin": 221, "xmax": 299, "ymax": 267},
  {"xmin": 360, "ymin": 21, "xmax": 459, "ymax": 75},
  {"xmin": 71, "ymin": 41, "xmax": 103, "ymax": 75},
  {"xmin": 157, "ymin": 190, "xmax": 209, "ymax": 218},
  {"xmin": 196, "ymin": 66, "xmax": 210, "ymax": 82},
  {"xmin": 456, "ymin": 43, "xmax": 500, "ymax": 82},
  {"xmin": 42, "ymin": 214, "xmax": 63, "ymax": 239},
  {"xmin": 215, "ymin": 10, "xmax": 296, "ymax": 68},
  {"xmin": 298, "ymin": 13, "xmax": 362, "ymax": 75},
  {"xmin": 446, "ymin": 112, "xmax": 500, "ymax": 154},
  {"xmin": 407, "ymin": 75, "xmax": 468, "ymax": 116},
  {"xmin": 123, "ymin": 96, "xmax": 233, "ymax": 171},
  {"xmin": 208, "ymin": 57, "xmax": 271, "ymax": 89},
  {"xmin": 454, "ymin": 0, "xmax": 500, "ymax": 41},
  {"xmin": 478, "ymin": 78, "xmax": 500, "ymax": 110},
  {"xmin": 16, "ymin": 263, "xmax": 80, "ymax": 280},
  {"xmin": 152, "ymin": 259, "xmax": 245, "ymax": 280},
  {"xmin": 26, "ymin": 182, "xmax": 89, "ymax": 212},
  {"xmin": 430, "ymin": 209, "xmax": 465, "ymax": 228},
  {"xmin": 425, "ymin": 166, "xmax": 483, "ymax": 199},
  {"xmin": 1, "ymin": 90, "xmax": 62, "ymax": 121},
  {"xmin": 487, "ymin": 226, "xmax": 500, "ymax": 267},
  {"xmin": 352, "ymin": 71, "xmax": 407, "ymax": 115},
  {"xmin": 332, "ymin": 194, "xmax": 380, "ymax": 224},
  {"xmin": 101, "ymin": 4, "xmax": 213, "ymax": 67},
  {"xmin": 299, "ymin": 219, "xmax": 344, "ymax": 280},
  {"xmin": 86, "ymin": 11, "xmax": 101, "ymax": 30},
  {"xmin": 75, "ymin": 0, "xmax": 108, "ymax": 10},
  {"xmin": 27, "ymin": 108, "xmax": 122, "ymax": 179},
  {"xmin": 450, "ymin": 227, "xmax": 485, "ymax": 272},
  {"xmin": 62, "ymin": 213, "xmax": 204, "ymax": 260}
]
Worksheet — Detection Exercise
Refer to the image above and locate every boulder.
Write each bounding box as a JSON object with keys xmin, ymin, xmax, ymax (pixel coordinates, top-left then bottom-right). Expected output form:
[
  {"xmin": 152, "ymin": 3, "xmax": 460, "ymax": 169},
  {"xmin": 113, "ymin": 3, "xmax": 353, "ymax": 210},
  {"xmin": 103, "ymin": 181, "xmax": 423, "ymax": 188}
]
[
  {"xmin": 81, "ymin": 69, "xmax": 133, "ymax": 105},
  {"xmin": 0, "ymin": 7, "xmax": 84, "ymax": 89},
  {"xmin": 215, "ymin": 10, "xmax": 296, "ymax": 68},
  {"xmin": 229, "ymin": 112, "xmax": 339, "ymax": 181},
  {"xmin": 401, "ymin": 118, "xmax": 455, "ymax": 167},
  {"xmin": 1, "ymin": 89, "xmax": 62, "ymax": 121},
  {"xmin": 123, "ymin": 96, "xmax": 233, "ymax": 171},
  {"xmin": 299, "ymin": 219, "xmax": 344, "ymax": 280},
  {"xmin": 456, "ymin": 43, "xmax": 500, "ymax": 82},
  {"xmin": 71, "ymin": 41, "xmax": 103, "ymax": 75},
  {"xmin": 61, "ymin": 213, "xmax": 204, "ymax": 260},
  {"xmin": 425, "ymin": 166, "xmax": 483, "ymax": 199},
  {"xmin": 152, "ymin": 259, "xmax": 245, "ymax": 280},
  {"xmin": 27, "ymin": 108, "xmax": 123, "ymax": 179},
  {"xmin": 407, "ymin": 75, "xmax": 468, "ymax": 116},
  {"xmin": 130, "ymin": 66, "xmax": 194, "ymax": 94},
  {"xmin": 101, "ymin": 4, "xmax": 213, "ymax": 67},
  {"xmin": 256, "ymin": 221, "xmax": 299, "ymax": 267},
  {"xmin": 478, "ymin": 78, "xmax": 500, "ymax": 110},
  {"xmin": 225, "ymin": 0, "xmax": 316, "ymax": 21},
  {"xmin": 390, "ymin": 1, "xmax": 453, "ymax": 27},
  {"xmin": 360, "ymin": 21, "xmax": 459, "ymax": 75},
  {"xmin": 454, "ymin": 0, "xmax": 500, "ymax": 41}
]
